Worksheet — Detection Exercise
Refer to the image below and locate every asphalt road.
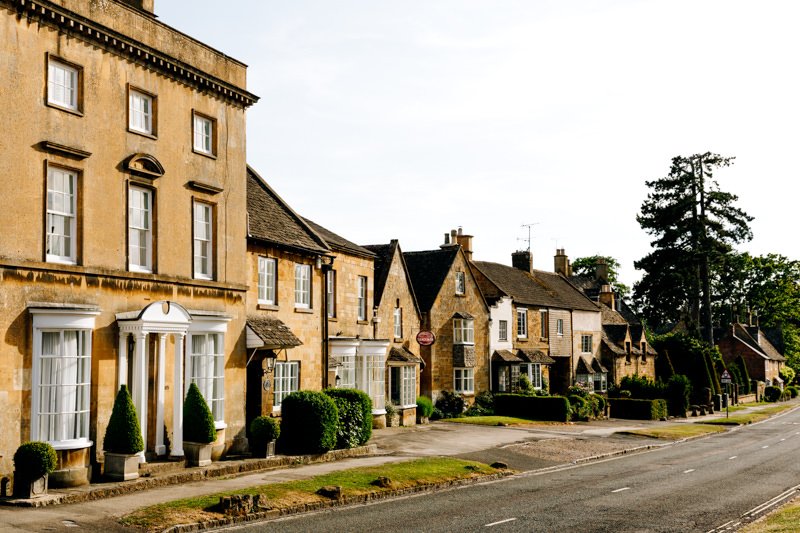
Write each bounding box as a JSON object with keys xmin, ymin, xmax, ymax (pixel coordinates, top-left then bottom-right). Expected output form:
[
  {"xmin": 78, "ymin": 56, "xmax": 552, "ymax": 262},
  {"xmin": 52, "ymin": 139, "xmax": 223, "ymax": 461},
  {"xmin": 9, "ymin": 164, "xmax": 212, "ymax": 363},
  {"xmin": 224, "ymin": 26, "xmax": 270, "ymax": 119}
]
[{"xmin": 222, "ymin": 409, "xmax": 800, "ymax": 532}]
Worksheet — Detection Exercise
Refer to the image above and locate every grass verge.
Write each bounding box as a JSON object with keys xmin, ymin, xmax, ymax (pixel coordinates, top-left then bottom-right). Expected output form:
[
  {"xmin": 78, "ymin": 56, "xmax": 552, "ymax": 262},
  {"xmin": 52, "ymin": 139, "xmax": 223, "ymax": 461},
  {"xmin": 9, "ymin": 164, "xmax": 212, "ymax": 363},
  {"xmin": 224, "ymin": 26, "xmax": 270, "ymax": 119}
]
[
  {"xmin": 702, "ymin": 404, "xmax": 796, "ymax": 426},
  {"xmin": 618, "ymin": 424, "xmax": 726, "ymax": 440},
  {"xmin": 445, "ymin": 415, "xmax": 554, "ymax": 426},
  {"xmin": 120, "ymin": 457, "xmax": 503, "ymax": 531},
  {"xmin": 739, "ymin": 498, "xmax": 800, "ymax": 532}
]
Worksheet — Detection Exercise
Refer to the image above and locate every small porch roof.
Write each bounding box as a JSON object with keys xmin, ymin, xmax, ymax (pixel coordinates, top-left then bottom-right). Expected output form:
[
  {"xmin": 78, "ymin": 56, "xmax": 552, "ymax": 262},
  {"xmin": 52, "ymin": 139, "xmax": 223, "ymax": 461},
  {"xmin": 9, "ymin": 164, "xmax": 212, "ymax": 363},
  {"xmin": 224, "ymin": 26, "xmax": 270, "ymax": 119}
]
[
  {"xmin": 246, "ymin": 316, "xmax": 302, "ymax": 350},
  {"xmin": 388, "ymin": 346, "xmax": 425, "ymax": 367}
]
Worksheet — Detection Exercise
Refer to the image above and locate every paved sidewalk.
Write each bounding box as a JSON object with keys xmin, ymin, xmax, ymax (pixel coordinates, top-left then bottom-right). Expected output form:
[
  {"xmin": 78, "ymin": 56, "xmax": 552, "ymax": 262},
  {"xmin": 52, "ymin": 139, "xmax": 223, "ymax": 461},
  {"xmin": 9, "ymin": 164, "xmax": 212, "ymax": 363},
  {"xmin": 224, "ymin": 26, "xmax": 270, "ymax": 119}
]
[{"xmin": 0, "ymin": 401, "xmax": 793, "ymax": 532}]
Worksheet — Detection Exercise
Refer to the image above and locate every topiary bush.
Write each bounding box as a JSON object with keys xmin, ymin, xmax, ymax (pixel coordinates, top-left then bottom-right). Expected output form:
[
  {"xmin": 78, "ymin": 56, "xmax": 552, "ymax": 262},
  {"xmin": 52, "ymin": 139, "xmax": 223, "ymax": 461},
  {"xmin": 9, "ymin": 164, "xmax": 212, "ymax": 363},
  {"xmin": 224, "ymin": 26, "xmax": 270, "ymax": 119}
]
[
  {"xmin": 250, "ymin": 416, "xmax": 280, "ymax": 442},
  {"xmin": 787, "ymin": 386, "xmax": 799, "ymax": 398},
  {"xmin": 279, "ymin": 391, "xmax": 339, "ymax": 454},
  {"xmin": 13, "ymin": 441, "xmax": 58, "ymax": 482},
  {"xmin": 103, "ymin": 385, "xmax": 144, "ymax": 454},
  {"xmin": 183, "ymin": 383, "xmax": 216, "ymax": 444},
  {"xmin": 416, "ymin": 396, "xmax": 434, "ymax": 418},
  {"xmin": 324, "ymin": 388, "xmax": 372, "ymax": 449},
  {"xmin": 434, "ymin": 390, "xmax": 465, "ymax": 419},
  {"xmin": 764, "ymin": 386, "xmax": 782, "ymax": 402},
  {"xmin": 666, "ymin": 374, "xmax": 692, "ymax": 417}
]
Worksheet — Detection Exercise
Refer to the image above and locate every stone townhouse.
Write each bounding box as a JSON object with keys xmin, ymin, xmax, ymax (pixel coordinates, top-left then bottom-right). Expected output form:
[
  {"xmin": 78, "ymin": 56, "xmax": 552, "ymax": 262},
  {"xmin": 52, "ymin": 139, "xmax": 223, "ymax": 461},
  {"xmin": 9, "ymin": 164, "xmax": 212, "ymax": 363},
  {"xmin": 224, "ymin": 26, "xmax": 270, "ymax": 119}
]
[
  {"xmin": 558, "ymin": 251, "xmax": 657, "ymax": 385},
  {"xmin": 404, "ymin": 230, "xmax": 490, "ymax": 401},
  {"xmin": 717, "ymin": 324, "xmax": 785, "ymax": 387},
  {"xmin": 0, "ymin": 0, "xmax": 257, "ymax": 486},
  {"xmin": 472, "ymin": 248, "xmax": 604, "ymax": 395},
  {"xmin": 244, "ymin": 167, "xmax": 330, "ymax": 433},
  {"xmin": 302, "ymin": 219, "xmax": 390, "ymax": 426},
  {"xmin": 362, "ymin": 240, "xmax": 423, "ymax": 426}
]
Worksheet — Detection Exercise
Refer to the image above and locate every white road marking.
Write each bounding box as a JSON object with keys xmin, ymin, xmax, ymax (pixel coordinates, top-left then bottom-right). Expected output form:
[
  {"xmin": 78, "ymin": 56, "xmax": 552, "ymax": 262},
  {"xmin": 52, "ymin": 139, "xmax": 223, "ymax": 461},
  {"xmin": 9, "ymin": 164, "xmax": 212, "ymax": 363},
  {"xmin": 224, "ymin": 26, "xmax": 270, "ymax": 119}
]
[
  {"xmin": 62, "ymin": 521, "xmax": 79, "ymax": 528},
  {"xmin": 728, "ymin": 456, "xmax": 737, "ymax": 460},
  {"xmin": 485, "ymin": 518, "xmax": 517, "ymax": 527},
  {"xmin": 612, "ymin": 487, "xmax": 630, "ymax": 493},
  {"xmin": 683, "ymin": 469, "xmax": 695, "ymax": 474},
  {"xmin": 762, "ymin": 445, "xmax": 769, "ymax": 449},
  {"xmin": 781, "ymin": 438, "xmax": 786, "ymax": 442}
]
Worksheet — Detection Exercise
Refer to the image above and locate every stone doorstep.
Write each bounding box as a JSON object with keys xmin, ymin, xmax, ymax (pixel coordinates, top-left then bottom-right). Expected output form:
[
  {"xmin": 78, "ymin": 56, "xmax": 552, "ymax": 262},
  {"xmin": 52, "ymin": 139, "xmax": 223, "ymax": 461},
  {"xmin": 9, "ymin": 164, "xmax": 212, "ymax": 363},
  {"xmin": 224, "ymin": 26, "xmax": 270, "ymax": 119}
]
[
  {"xmin": 0, "ymin": 445, "xmax": 378, "ymax": 508},
  {"xmin": 164, "ymin": 470, "xmax": 515, "ymax": 533}
]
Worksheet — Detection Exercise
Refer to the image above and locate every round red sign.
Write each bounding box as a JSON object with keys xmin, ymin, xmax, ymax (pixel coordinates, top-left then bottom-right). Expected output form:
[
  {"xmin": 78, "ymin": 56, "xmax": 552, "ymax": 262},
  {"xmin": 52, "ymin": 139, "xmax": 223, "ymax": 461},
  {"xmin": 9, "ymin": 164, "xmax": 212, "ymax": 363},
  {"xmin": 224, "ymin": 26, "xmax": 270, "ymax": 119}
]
[{"xmin": 416, "ymin": 330, "xmax": 436, "ymax": 346}]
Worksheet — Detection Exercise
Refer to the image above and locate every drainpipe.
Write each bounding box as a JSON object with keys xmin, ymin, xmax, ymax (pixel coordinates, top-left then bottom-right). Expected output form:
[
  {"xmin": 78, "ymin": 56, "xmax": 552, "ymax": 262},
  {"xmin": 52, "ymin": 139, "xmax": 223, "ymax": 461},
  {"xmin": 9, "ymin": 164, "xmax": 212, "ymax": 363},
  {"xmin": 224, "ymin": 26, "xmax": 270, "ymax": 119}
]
[{"xmin": 320, "ymin": 257, "xmax": 334, "ymax": 389}]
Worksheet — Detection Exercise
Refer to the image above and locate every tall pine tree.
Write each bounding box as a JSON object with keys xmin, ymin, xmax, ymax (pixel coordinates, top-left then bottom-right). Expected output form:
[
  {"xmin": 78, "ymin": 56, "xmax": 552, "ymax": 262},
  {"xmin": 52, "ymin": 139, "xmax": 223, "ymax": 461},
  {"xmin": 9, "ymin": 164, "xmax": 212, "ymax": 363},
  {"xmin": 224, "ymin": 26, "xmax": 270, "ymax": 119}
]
[{"xmin": 634, "ymin": 153, "xmax": 753, "ymax": 343}]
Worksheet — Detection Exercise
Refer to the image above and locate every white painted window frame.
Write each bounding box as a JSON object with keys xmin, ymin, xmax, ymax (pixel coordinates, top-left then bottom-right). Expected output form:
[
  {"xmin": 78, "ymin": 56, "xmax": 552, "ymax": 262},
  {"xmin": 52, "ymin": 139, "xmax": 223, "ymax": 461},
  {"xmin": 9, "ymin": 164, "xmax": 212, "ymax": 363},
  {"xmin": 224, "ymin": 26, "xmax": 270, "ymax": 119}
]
[
  {"xmin": 46, "ymin": 166, "xmax": 78, "ymax": 265},
  {"xmin": 273, "ymin": 361, "xmax": 299, "ymax": 410},
  {"xmin": 294, "ymin": 263, "xmax": 311, "ymax": 308},
  {"xmin": 517, "ymin": 308, "xmax": 528, "ymax": 339},
  {"xmin": 47, "ymin": 59, "xmax": 79, "ymax": 111},
  {"xmin": 453, "ymin": 318, "xmax": 474, "ymax": 345},
  {"xmin": 453, "ymin": 367, "xmax": 474, "ymax": 394},
  {"xmin": 193, "ymin": 201, "xmax": 213, "ymax": 280},
  {"xmin": 128, "ymin": 186, "xmax": 153, "ymax": 272},
  {"xmin": 129, "ymin": 89, "xmax": 153, "ymax": 134},
  {"xmin": 257, "ymin": 256, "xmax": 277, "ymax": 305}
]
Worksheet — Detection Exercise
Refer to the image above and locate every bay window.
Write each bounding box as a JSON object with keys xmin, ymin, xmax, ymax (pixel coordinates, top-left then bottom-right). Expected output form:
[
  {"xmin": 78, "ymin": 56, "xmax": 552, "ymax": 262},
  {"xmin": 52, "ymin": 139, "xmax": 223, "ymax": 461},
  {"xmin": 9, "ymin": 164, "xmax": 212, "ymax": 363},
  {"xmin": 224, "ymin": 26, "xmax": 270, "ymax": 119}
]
[{"xmin": 453, "ymin": 318, "xmax": 474, "ymax": 344}]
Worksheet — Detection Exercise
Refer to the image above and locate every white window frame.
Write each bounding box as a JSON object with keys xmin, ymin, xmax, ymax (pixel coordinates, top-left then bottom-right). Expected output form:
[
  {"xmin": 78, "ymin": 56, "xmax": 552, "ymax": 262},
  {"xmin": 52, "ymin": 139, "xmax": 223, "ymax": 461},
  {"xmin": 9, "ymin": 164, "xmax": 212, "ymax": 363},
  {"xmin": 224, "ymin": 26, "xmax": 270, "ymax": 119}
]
[
  {"xmin": 581, "ymin": 334, "xmax": 593, "ymax": 354},
  {"xmin": 326, "ymin": 270, "xmax": 336, "ymax": 318},
  {"xmin": 193, "ymin": 201, "xmax": 213, "ymax": 280},
  {"xmin": 454, "ymin": 368, "xmax": 474, "ymax": 394},
  {"xmin": 517, "ymin": 308, "xmax": 528, "ymax": 339},
  {"xmin": 522, "ymin": 363, "xmax": 543, "ymax": 390},
  {"xmin": 498, "ymin": 320, "xmax": 508, "ymax": 341},
  {"xmin": 46, "ymin": 166, "xmax": 77, "ymax": 264},
  {"xmin": 193, "ymin": 112, "xmax": 215, "ymax": 155},
  {"xmin": 593, "ymin": 372, "xmax": 607, "ymax": 393},
  {"xmin": 47, "ymin": 58, "xmax": 79, "ymax": 111},
  {"xmin": 453, "ymin": 318, "xmax": 474, "ymax": 345},
  {"xmin": 188, "ymin": 332, "xmax": 225, "ymax": 425},
  {"xmin": 393, "ymin": 307, "xmax": 403, "ymax": 339},
  {"xmin": 273, "ymin": 361, "xmax": 299, "ymax": 411},
  {"xmin": 337, "ymin": 353, "xmax": 356, "ymax": 389},
  {"xmin": 455, "ymin": 271, "xmax": 466, "ymax": 295},
  {"xmin": 129, "ymin": 89, "xmax": 154, "ymax": 135},
  {"xmin": 30, "ymin": 308, "xmax": 98, "ymax": 448},
  {"xmin": 128, "ymin": 186, "xmax": 153, "ymax": 272},
  {"xmin": 257, "ymin": 256, "xmax": 277, "ymax": 305},
  {"xmin": 357, "ymin": 276, "xmax": 368, "ymax": 321},
  {"xmin": 294, "ymin": 264, "xmax": 311, "ymax": 308},
  {"xmin": 556, "ymin": 318, "xmax": 564, "ymax": 336}
]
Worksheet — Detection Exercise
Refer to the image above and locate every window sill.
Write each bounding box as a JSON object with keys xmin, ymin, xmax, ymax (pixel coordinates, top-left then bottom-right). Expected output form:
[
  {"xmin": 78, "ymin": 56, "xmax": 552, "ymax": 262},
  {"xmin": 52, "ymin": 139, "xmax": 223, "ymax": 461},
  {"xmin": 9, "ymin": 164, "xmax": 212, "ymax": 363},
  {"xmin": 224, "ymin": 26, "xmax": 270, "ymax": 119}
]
[
  {"xmin": 455, "ymin": 293, "xmax": 466, "ymax": 298},
  {"xmin": 129, "ymin": 266, "xmax": 153, "ymax": 274},
  {"xmin": 46, "ymin": 101, "xmax": 83, "ymax": 117},
  {"xmin": 214, "ymin": 421, "xmax": 227, "ymax": 431},
  {"xmin": 192, "ymin": 148, "xmax": 217, "ymax": 160},
  {"xmin": 257, "ymin": 303, "xmax": 279, "ymax": 311},
  {"xmin": 46, "ymin": 257, "xmax": 78, "ymax": 266},
  {"xmin": 194, "ymin": 274, "xmax": 214, "ymax": 281},
  {"xmin": 517, "ymin": 337, "xmax": 528, "ymax": 342},
  {"xmin": 539, "ymin": 337, "xmax": 548, "ymax": 341},
  {"xmin": 49, "ymin": 439, "xmax": 93, "ymax": 451},
  {"xmin": 128, "ymin": 128, "xmax": 157, "ymax": 140},
  {"xmin": 294, "ymin": 307, "xmax": 313, "ymax": 314},
  {"xmin": 393, "ymin": 337, "xmax": 404, "ymax": 343},
  {"xmin": 357, "ymin": 320, "xmax": 369, "ymax": 325}
]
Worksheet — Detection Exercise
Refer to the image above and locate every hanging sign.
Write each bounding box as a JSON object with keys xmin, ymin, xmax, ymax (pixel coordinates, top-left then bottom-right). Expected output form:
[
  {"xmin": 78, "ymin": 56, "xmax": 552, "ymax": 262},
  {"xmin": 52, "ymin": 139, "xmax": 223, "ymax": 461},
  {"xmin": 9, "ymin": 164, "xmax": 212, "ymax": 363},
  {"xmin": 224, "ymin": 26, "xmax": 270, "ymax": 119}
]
[{"xmin": 416, "ymin": 330, "xmax": 436, "ymax": 346}]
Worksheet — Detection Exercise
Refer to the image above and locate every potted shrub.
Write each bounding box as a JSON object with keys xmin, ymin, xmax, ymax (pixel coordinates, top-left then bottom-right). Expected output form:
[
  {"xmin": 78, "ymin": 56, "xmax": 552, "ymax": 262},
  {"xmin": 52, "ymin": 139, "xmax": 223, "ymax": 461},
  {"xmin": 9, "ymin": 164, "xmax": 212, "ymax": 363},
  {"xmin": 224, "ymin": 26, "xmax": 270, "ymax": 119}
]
[
  {"xmin": 385, "ymin": 403, "xmax": 400, "ymax": 427},
  {"xmin": 183, "ymin": 383, "xmax": 217, "ymax": 467},
  {"xmin": 103, "ymin": 384, "xmax": 144, "ymax": 481},
  {"xmin": 416, "ymin": 396, "xmax": 433, "ymax": 424},
  {"xmin": 249, "ymin": 416, "xmax": 280, "ymax": 457},
  {"xmin": 13, "ymin": 441, "xmax": 57, "ymax": 499}
]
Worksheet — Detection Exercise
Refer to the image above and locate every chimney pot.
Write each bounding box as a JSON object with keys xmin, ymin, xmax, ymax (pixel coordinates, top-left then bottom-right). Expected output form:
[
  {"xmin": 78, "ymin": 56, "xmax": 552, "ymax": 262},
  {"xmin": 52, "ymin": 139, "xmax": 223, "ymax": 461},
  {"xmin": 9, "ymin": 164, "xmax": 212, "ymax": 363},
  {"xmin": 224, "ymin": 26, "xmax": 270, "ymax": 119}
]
[{"xmin": 512, "ymin": 250, "xmax": 533, "ymax": 274}]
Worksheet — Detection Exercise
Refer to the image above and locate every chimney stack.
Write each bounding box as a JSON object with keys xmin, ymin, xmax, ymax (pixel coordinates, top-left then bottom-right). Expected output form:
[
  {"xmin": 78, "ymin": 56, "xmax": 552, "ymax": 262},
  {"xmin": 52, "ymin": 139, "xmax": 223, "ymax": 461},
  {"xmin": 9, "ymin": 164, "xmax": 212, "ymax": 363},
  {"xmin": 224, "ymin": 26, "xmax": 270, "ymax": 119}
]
[
  {"xmin": 120, "ymin": 0, "xmax": 155, "ymax": 15},
  {"xmin": 512, "ymin": 250, "xmax": 533, "ymax": 274},
  {"xmin": 455, "ymin": 227, "xmax": 474, "ymax": 262},
  {"xmin": 599, "ymin": 284, "xmax": 615, "ymax": 310},
  {"xmin": 554, "ymin": 249, "xmax": 571, "ymax": 276},
  {"xmin": 595, "ymin": 257, "xmax": 609, "ymax": 282}
]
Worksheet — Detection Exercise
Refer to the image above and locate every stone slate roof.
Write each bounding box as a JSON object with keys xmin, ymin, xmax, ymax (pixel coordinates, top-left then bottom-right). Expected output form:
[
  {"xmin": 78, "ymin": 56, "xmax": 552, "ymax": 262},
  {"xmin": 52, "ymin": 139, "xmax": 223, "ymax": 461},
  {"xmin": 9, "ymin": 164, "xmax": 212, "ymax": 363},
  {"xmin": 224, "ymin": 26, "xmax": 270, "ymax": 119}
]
[
  {"xmin": 601, "ymin": 304, "xmax": 629, "ymax": 325},
  {"xmin": 403, "ymin": 247, "xmax": 460, "ymax": 312},
  {"xmin": 471, "ymin": 261, "xmax": 598, "ymax": 312},
  {"xmin": 518, "ymin": 349, "xmax": 556, "ymax": 365},
  {"xmin": 246, "ymin": 316, "xmax": 302, "ymax": 348},
  {"xmin": 303, "ymin": 218, "xmax": 375, "ymax": 259},
  {"xmin": 591, "ymin": 358, "xmax": 609, "ymax": 373},
  {"xmin": 388, "ymin": 346, "xmax": 424, "ymax": 366},
  {"xmin": 729, "ymin": 324, "xmax": 786, "ymax": 362},
  {"xmin": 361, "ymin": 241, "xmax": 420, "ymax": 314},
  {"xmin": 493, "ymin": 350, "xmax": 523, "ymax": 363},
  {"xmin": 246, "ymin": 167, "xmax": 329, "ymax": 255},
  {"xmin": 575, "ymin": 357, "xmax": 595, "ymax": 375},
  {"xmin": 601, "ymin": 331, "xmax": 627, "ymax": 355}
]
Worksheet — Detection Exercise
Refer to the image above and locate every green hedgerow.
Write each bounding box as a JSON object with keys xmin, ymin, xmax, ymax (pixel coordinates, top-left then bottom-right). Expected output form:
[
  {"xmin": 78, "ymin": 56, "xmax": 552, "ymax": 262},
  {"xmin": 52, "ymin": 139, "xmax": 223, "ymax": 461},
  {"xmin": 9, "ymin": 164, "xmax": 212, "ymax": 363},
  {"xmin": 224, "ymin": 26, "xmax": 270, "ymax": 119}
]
[
  {"xmin": 279, "ymin": 391, "xmax": 339, "ymax": 454},
  {"xmin": 764, "ymin": 386, "xmax": 782, "ymax": 403},
  {"xmin": 416, "ymin": 396, "xmax": 434, "ymax": 418},
  {"xmin": 103, "ymin": 385, "xmax": 144, "ymax": 454},
  {"xmin": 14, "ymin": 441, "xmax": 57, "ymax": 482},
  {"xmin": 324, "ymin": 388, "xmax": 372, "ymax": 449},
  {"xmin": 183, "ymin": 383, "xmax": 216, "ymax": 444}
]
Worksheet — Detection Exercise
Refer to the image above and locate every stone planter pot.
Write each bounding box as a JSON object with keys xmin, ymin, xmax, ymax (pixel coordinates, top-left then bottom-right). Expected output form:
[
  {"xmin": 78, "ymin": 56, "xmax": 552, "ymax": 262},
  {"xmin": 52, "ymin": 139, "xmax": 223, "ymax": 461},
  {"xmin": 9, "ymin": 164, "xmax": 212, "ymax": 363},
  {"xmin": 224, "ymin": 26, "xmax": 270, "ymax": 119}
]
[
  {"xmin": 385, "ymin": 413, "xmax": 401, "ymax": 427},
  {"xmin": 13, "ymin": 474, "xmax": 48, "ymax": 499},
  {"xmin": 104, "ymin": 452, "xmax": 140, "ymax": 481},
  {"xmin": 416, "ymin": 415, "xmax": 429, "ymax": 425},
  {"xmin": 184, "ymin": 442, "xmax": 213, "ymax": 467},
  {"xmin": 252, "ymin": 440, "xmax": 276, "ymax": 458}
]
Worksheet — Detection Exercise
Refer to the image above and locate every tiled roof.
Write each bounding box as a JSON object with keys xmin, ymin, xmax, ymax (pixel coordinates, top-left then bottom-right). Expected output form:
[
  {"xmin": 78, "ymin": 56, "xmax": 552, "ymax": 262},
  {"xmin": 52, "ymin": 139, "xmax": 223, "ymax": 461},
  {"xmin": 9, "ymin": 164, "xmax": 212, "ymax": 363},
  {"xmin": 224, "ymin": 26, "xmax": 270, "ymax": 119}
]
[
  {"xmin": 575, "ymin": 356, "xmax": 595, "ymax": 374},
  {"xmin": 246, "ymin": 167, "xmax": 329, "ymax": 254},
  {"xmin": 403, "ymin": 247, "xmax": 460, "ymax": 312},
  {"xmin": 388, "ymin": 346, "xmax": 424, "ymax": 366},
  {"xmin": 493, "ymin": 350, "xmax": 523, "ymax": 363},
  {"xmin": 729, "ymin": 324, "xmax": 786, "ymax": 362},
  {"xmin": 601, "ymin": 332, "xmax": 627, "ymax": 355},
  {"xmin": 472, "ymin": 262, "xmax": 598, "ymax": 312},
  {"xmin": 246, "ymin": 316, "xmax": 302, "ymax": 348},
  {"xmin": 361, "ymin": 242, "xmax": 394, "ymax": 306},
  {"xmin": 303, "ymin": 218, "xmax": 375, "ymax": 259},
  {"xmin": 591, "ymin": 358, "xmax": 608, "ymax": 373},
  {"xmin": 517, "ymin": 349, "xmax": 556, "ymax": 365},
  {"xmin": 601, "ymin": 304, "xmax": 629, "ymax": 325}
]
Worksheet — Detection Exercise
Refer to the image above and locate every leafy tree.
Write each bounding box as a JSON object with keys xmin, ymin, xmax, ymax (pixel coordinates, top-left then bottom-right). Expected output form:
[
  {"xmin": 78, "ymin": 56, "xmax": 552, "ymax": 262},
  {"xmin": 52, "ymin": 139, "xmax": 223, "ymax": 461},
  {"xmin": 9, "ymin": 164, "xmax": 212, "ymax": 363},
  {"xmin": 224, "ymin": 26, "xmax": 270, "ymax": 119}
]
[
  {"xmin": 634, "ymin": 153, "xmax": 753, "ymax": 342},
  {"xmin": 571, "ymin": 255, "xmax": 630, "ymax": 300}
]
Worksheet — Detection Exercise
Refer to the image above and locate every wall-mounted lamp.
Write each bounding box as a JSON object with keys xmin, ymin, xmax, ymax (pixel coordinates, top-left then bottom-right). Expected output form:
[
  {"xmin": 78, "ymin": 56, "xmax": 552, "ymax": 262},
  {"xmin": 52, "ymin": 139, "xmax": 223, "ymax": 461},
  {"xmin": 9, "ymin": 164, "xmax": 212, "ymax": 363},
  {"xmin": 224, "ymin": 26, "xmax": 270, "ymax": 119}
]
[
  {"xmin": 335, "ymin": 374, "xmax": 341, "ymax": 387},
  {"xmin": 263, "ymin": 351, "xmax": 278, "ymax": 374}
]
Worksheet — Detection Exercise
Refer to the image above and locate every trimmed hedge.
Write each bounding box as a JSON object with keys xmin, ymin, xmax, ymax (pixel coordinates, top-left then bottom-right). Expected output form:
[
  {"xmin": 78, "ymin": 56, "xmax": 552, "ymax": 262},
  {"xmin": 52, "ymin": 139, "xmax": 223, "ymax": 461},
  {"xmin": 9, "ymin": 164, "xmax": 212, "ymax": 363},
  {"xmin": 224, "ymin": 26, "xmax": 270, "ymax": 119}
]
[
  {"xmin": 764, "ymin": 386, "xmax": 782, "ymax": 402},
  {"xmin": 323, "ymin": 388, "xmax": 372, "ymax": 449},
  {"xmin": 434, "ymin": 390, "xmax": 465, "ymax": 419},
  {"xmin": 733, "ymin": 356, "xmax": 751, "ymax": 394},
  {"xmin": 416, "ymin": 396, "xmax": 434, "ymax": 418},
  {"xmin": 494, "ymin": 394, "xmax": 571, "ymax": 422},
  {"xmin": 609, "ymin": 398, "xmax": 667, "ymax": 420},
  {"xmin": 104, "ymin": 384, "xmax": 144, "ymax": 454},
  {"xmin": 183, "ymin": 383, "xmax": 217, "ymax": 444},
  {"xmin": 666, "ymin": 374, "xmax": 692, "ymax": 417},
  {"xmin": 280, "ymin": 391, "xmax": 339, "ymax": 454},
  {"xmin": 13, "ymin": 441, "xmax": 57, "ymax": 482},
  {"xmin": 787, "ymin": 386, "xmax": 799, "ymax": 399}
]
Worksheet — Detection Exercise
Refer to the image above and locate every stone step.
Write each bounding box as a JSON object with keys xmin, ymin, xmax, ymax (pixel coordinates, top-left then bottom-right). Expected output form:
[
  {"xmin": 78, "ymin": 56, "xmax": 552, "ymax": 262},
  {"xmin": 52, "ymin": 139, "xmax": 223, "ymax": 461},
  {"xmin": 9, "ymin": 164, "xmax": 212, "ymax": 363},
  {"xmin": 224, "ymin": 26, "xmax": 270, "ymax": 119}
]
[{"xmin": 138, "ymin": 458, "xmax": 186, "ymax": 477}]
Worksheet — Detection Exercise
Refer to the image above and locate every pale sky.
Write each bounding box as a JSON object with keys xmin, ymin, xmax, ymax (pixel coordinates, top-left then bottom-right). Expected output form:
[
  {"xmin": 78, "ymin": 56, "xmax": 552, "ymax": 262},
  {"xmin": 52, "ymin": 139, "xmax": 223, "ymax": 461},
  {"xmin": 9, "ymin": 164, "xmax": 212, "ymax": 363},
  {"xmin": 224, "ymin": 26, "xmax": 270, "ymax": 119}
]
[{"xmin": 157, "ymin": 1, "xmax": 800, "ymax": 288}]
